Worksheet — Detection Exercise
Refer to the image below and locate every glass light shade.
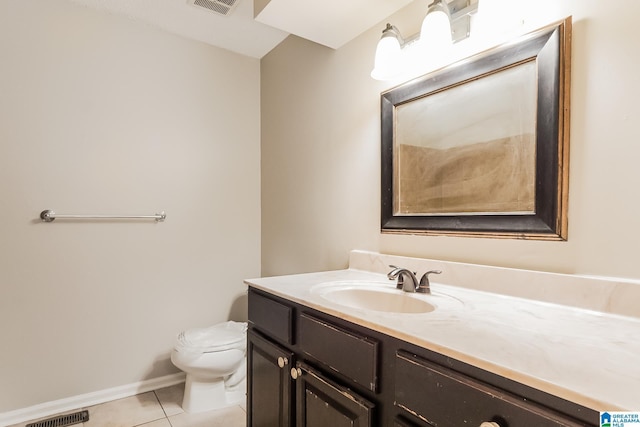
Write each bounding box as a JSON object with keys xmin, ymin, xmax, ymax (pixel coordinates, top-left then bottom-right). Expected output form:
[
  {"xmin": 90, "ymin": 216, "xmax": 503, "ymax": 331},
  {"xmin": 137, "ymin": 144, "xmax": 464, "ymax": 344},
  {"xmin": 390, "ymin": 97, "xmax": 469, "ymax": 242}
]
[
  {"xmin": 419, "ymin": 9, "xmax": 452, "ymax": 52},
  {"xmin": 371, "ymin": 35, "xmax": 403, "ymax": 81}
]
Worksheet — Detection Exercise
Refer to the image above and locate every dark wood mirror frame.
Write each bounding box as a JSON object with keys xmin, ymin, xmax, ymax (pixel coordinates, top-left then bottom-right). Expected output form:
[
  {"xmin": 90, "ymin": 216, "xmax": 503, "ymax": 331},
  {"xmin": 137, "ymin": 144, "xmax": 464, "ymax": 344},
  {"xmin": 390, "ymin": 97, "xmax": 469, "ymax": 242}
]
[{"xmin": 381, "ymin": 18, "xmax": 571, "ymax": 240}]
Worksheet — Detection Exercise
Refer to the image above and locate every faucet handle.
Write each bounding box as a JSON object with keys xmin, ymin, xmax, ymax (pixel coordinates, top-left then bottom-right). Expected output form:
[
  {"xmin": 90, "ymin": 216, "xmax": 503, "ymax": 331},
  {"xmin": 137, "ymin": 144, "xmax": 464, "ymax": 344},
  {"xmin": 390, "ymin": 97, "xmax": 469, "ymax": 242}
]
[
  {"xmin": 387, "ymin": 265, "xmax": 404, "ymax": 289},
  {"xmin": 387, "ymin": 265, "xmax": 398, "ymax": 278},
  {"xmin": 417, "ymin": 270, "xmax": 442, "ymax": 294}
]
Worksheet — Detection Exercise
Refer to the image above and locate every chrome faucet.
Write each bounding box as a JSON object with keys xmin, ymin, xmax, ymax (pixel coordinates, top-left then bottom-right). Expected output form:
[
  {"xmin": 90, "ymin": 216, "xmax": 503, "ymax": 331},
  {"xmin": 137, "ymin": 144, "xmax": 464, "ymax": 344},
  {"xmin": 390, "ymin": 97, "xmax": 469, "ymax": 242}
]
[
  {"xmin": 388, "ymin": 265, "xmax": 442, "ymax": 294},
  {"xmin": 387, "ymin": 265, "xmax": 419, "ymax": 292}
]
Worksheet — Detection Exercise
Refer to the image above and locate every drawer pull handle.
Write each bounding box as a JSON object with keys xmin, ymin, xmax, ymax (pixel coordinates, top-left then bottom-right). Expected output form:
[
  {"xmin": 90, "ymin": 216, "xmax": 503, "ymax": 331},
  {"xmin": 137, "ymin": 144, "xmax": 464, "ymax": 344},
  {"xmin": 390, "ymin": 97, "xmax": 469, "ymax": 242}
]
[
  {"xmin": 479, "ymin": 422, "xmax": 500, "ymax": 427},
  {"xmin": 277, "ymin": 357, "xmax": 288, "ymax": 368},
  {"xmin": 290, "ymin": 367, "xmax": 302, "ymax": 379}
]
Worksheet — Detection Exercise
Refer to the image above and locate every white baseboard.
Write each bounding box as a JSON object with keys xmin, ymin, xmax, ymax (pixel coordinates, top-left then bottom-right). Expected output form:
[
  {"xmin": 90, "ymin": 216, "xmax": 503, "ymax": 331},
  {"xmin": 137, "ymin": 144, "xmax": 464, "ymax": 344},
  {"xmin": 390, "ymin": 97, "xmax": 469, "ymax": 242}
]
[{"xmin": 0, "ymin": 372, "xmax": 186, "ymax": 427}]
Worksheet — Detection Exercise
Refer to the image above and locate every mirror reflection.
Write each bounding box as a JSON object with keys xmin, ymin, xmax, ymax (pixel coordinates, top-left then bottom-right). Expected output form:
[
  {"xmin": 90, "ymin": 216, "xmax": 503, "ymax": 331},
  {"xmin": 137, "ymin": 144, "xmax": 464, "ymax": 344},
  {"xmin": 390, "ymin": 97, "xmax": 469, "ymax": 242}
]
[{"xmin": 394, "ymin": 60, "xmax": 537, "ymax": 216}]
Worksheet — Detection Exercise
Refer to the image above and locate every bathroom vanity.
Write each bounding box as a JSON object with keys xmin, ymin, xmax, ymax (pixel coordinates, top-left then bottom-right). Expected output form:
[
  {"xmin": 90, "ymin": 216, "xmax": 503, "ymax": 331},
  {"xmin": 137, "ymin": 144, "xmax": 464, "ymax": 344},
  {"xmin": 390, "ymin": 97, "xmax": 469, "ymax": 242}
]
[{"xmin": 245, "ymin": 251, "xmax": 640, "ymax": 426}]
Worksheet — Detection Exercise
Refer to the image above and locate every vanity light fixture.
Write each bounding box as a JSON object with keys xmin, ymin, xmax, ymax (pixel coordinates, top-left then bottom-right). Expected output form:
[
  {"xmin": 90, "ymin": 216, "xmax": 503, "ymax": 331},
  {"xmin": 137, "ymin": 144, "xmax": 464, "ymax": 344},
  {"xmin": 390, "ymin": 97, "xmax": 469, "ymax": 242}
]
[
  {"xmin": 371, "ymin": 0, "xmax": 479, "ymax": 81},
  {"xmin": 370, "ymin": 24, "xmax": 405, "ymax": 81}
]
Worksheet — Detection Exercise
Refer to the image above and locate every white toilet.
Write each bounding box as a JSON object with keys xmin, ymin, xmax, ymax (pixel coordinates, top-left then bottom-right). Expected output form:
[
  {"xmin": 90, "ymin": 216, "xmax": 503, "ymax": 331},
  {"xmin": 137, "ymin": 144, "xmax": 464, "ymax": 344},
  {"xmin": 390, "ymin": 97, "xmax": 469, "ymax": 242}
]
[{"xmin": 171, "ymin": 321, "xmax": 247, "ymax": 413}]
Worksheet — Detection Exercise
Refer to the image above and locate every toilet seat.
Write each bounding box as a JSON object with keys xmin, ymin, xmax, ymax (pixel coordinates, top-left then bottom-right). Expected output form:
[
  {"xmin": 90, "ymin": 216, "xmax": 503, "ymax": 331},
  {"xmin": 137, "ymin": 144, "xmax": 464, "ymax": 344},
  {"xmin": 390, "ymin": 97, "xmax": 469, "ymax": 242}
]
[{"xmin": 176, "ymin": 321, "xmax": 247, "ymax": 353}]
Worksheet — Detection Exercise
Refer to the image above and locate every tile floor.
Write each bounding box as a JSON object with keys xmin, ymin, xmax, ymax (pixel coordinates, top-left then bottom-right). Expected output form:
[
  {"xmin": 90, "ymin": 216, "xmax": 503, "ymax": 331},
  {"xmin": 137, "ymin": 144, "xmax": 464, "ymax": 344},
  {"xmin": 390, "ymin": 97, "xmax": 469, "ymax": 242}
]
[{"xmin": 9, "ymin": 383, "xmax": 246, "ymax": 427}]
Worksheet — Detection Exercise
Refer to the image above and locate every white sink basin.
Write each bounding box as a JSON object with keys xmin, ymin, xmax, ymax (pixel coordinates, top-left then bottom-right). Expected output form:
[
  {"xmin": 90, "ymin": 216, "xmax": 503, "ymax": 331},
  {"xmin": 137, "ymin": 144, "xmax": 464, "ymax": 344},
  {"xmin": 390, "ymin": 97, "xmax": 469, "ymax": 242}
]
[{"xmin": 311, "ymin": 281, "xmax": 440, "ymax": 314}]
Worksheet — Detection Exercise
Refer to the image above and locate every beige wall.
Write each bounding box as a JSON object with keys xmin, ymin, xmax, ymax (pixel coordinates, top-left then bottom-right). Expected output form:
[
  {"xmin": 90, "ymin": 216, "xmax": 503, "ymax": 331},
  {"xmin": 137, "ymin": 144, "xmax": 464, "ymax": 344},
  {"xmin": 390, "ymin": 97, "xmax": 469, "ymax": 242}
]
[
  {"xmin": 261, "ymin": 0, "xmax": 640, "ymax": 279},
  {"xmin": 0, "ymin": 0, "xmax": 260, "ymax": 413}
]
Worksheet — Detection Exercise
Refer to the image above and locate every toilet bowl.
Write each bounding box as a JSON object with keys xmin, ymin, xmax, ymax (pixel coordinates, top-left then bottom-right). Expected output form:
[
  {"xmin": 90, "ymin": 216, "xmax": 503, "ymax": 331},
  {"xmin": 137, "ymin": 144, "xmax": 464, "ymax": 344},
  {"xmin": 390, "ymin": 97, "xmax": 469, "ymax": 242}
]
[{"xmin": 171, "ymin": 321, "xmax": 247, "ymax": 413}]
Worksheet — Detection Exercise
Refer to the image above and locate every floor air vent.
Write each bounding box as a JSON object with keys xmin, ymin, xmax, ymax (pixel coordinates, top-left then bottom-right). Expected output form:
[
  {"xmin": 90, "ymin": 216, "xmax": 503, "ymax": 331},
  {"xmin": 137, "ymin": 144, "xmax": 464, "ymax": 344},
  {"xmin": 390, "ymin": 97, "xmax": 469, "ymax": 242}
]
[
  {"xmin": 187, "ymin": 0, "xmax": 240, "ymax": 16},
  {"xmin": 26, "ymin": 410, "xmax": 89, "ymax": 427}
]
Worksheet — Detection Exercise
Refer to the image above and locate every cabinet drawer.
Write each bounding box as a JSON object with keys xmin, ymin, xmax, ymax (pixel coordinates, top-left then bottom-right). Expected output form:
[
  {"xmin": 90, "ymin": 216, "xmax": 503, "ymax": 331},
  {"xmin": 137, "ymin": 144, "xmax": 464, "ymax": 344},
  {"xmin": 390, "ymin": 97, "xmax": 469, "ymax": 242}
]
[
  {"xmin": 298, "ymin": 313, "xmax": 378, "ymax": 392},
  {"xmin": 248, "ymin": 289, "xmax": 293, "ymax": 345},
  {"xmin": 395, "ymin": 351, "xmax": 588, "ymax": 427}
]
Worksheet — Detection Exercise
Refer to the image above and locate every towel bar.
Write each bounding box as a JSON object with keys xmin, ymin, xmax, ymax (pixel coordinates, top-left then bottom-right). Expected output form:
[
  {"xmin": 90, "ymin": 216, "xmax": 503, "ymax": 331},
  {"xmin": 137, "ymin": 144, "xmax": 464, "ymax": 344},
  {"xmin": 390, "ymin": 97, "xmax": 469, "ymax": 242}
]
[{"xmin": 40, "ymin": 210, "xmax": 166, "ymax": 222}]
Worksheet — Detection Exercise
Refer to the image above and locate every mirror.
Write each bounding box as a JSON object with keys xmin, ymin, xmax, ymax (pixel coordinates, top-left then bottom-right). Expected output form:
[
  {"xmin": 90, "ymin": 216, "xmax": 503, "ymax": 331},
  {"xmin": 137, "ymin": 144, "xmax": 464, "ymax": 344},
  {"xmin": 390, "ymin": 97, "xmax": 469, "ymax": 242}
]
[{"xmin": 381, "ymin": 18, "xmax": 571, "ymax": 240}]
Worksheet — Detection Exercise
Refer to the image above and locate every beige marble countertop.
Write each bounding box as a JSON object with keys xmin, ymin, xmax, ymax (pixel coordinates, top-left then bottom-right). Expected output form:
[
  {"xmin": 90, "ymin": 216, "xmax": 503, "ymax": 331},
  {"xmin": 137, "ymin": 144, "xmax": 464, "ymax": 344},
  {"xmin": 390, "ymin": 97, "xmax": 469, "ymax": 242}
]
[{"xmin": 245, "ymin": 252, "xmax": 640, "ymax": 412}]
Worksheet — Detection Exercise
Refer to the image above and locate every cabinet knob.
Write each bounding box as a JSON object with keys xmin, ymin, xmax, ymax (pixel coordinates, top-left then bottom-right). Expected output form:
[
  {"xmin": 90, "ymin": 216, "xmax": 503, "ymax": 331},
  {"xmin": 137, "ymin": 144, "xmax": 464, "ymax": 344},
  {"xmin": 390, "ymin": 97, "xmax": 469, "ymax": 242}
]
[
  {"xmin": 277, "ymin": 357, "xmax": 288, "ymax": 368},
  {"xmin": 290, "ymin": 367, "xmax": 302, "ymax": 379},
  {"xmin": 479, "ymin": 422, "xmax": 500, "ymax": 427}
]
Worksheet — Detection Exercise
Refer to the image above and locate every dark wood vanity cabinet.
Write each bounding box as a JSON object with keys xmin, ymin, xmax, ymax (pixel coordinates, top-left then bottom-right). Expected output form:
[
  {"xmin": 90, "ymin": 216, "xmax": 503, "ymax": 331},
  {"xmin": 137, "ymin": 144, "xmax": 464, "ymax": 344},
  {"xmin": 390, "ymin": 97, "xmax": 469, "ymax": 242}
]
[{"xmin": 247, "ymin": 288, "xmax": 598, "ymax": 427}]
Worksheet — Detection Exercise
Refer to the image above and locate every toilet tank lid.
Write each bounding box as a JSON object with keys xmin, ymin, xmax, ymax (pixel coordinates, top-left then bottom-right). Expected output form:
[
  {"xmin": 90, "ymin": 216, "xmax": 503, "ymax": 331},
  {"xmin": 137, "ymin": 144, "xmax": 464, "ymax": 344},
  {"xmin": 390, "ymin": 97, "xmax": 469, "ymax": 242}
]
[{"xmin": 176, "ymin": 321, "xmax": 247, "ymax": 352}]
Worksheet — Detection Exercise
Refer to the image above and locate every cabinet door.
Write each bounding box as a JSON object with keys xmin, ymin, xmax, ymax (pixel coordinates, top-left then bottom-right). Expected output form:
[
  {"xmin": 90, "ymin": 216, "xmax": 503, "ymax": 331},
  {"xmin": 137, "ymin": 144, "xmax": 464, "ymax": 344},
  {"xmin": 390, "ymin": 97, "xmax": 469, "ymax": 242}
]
[
  {"xmin": 248, "ymin": 329, "xmax": 294, "ymax": 427},
  {"xmin": 293, "ymin": 362, "xmax": 374, "ymax": 427}
]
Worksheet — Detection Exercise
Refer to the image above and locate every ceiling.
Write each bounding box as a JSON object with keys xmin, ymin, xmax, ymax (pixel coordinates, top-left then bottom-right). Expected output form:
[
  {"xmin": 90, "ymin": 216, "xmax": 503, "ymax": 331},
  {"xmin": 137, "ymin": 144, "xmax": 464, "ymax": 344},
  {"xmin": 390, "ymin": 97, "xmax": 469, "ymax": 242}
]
[{"xmin": 67, "ymin": 0, "xmax": 413, "ymax": 58}]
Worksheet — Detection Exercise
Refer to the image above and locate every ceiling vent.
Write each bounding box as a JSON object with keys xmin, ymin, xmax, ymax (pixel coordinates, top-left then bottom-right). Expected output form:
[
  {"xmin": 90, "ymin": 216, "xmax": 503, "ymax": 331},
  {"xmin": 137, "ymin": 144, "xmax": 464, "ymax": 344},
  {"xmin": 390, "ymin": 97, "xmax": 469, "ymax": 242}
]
[{"xmin": 187, "ymin": 0, "xmax": 240, "ymax": 16}]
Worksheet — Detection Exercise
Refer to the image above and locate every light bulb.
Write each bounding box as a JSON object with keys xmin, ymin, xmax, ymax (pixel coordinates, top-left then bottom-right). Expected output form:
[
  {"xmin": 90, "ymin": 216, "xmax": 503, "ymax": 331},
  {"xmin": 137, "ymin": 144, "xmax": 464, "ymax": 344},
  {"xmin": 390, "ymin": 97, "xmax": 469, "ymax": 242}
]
[
  {"xmin": 420, "ymin": 9, "xmax": 452, "ymax": 53},
  {"xmin": 371, "ymin": 33, "xmax": 403, "ymax": 80}
]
